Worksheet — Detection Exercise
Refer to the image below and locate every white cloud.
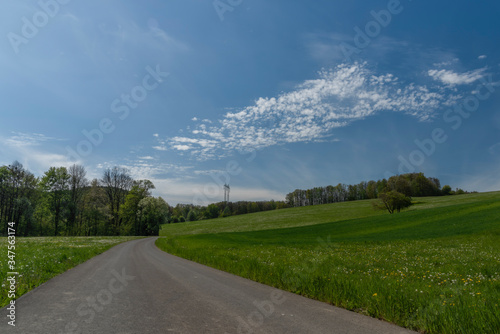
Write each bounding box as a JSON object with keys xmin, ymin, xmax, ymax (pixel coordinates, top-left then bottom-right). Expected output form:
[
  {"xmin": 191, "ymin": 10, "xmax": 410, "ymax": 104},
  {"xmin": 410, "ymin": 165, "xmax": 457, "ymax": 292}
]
[
  {"xmin": 428, "ymin": 68, "xmax": 486, "ymax": 86},
  {"xmin": 432, "ymin": 58, "xmax": 459, "ymax": 68},
  {"xmin": 172, "ymin": 145, "xmax": 192, "ymax": 151},
  {"xmin": 162, "ymin": 62, "xmax": 461, "ymax": 160},
  {"xmin": 478, "ymin": 55, "xmax": 487, "ymax": 60}
]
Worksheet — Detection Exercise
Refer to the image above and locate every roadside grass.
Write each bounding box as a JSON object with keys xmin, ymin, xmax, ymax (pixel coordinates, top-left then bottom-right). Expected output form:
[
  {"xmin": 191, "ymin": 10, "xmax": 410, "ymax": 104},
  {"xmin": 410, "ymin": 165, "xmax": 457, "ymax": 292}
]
[
  {"xmin": 157, "ymin": 192, "xmax": 500, "ymax": 334},
  {"xmin": 0, "ymin": 236, "xmax": 141, "ymax": 308}
]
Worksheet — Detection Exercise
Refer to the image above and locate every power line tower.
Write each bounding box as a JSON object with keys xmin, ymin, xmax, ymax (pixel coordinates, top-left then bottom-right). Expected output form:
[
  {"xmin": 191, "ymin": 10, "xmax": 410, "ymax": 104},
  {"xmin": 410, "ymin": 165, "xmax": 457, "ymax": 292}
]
[{"xmin": 224, "ymin": 184, "xmax": 230, "ymax": 203}]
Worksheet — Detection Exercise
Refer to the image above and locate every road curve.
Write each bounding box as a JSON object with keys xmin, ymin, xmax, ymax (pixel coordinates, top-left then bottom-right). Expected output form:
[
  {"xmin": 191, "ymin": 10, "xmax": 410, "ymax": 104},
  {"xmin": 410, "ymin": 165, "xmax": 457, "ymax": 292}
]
[{"xmin": 1, "ymin": 237, "xmax": 416, "ymax": 334}]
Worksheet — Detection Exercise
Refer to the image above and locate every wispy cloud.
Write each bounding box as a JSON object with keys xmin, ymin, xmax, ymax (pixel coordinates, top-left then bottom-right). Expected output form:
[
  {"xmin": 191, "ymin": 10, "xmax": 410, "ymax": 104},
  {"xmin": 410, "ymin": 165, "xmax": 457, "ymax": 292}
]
[
  {"xmin": 1, "ymin": 132, "xmax": 75, "ymax": 173},
  {"xmin": 95, "ymin": 158, "xmax": 193, "ymax": 181},
  {"xmin": 5, "ymin": 132, "xmax": 62, "ymax": 147},
  {"xmin": 428, "ymin": 67, "xmax": 486, "ymax": 86},
  {"xmin": 160, "ymin": 62, "xmax": 461, "ymax": 160}
]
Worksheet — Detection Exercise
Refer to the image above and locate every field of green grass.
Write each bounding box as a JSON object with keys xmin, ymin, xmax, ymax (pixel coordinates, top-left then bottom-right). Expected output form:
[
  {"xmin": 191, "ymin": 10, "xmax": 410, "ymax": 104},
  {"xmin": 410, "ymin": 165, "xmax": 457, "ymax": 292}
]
[
  {"xmin": 157, "ymin": 192, "xmax": 500, "ymax": 334},
  {"xmin": 0, "ymin": 236, "xmax": 141, "ymax": 308}
]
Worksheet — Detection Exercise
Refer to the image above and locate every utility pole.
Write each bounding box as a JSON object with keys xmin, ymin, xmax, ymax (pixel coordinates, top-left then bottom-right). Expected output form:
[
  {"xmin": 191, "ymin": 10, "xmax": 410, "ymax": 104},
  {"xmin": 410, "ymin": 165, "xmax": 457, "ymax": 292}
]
[{"xmin": 224, "ymin": 184, "xmax": 230, "ymax": 203}]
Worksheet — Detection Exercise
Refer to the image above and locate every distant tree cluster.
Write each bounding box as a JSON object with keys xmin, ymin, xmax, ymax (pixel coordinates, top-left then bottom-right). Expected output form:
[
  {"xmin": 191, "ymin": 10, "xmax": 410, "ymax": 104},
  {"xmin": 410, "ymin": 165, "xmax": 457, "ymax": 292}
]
[
  {"xmin": 167, "ymin": 200, "xmax": 289, "ymax": 223},
  {"xmin": 285, "ymin": 173, "xmax": 470, "ymax": 208},
  {"xmin": 0, "ymin": 162, "xmax": 168, "ymax": 237}
]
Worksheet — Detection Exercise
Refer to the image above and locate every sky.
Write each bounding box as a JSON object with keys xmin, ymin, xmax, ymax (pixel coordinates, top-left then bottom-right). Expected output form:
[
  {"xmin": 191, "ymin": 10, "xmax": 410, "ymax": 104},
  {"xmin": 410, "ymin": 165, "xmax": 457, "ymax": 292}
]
[{"xmin": 1, "ymin": 0, "xmax": 499, "ymax": 205}]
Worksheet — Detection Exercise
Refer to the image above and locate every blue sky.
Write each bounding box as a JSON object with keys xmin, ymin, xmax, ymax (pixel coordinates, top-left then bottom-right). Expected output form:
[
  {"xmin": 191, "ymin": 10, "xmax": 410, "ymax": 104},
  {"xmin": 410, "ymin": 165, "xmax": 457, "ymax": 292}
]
[{"xmin": 1, "ymin": 0, "xmax": 499, "ymax": 205}]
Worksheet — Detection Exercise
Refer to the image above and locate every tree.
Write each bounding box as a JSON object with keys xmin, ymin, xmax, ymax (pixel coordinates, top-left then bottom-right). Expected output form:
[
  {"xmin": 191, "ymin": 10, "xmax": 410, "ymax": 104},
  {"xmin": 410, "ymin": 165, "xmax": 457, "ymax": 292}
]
[
  {"xmin": 100, "ymin": 167, "xmax": 133, "ymax": 235},
  {"xmin": 378, "ymin": 190, "xmax": 412, "ymax": 214},
  {"xmin": 67, "ymin": 164, "xmax": 88, "ymax": 235},
  {"xmin": 119, "ymin": 180, "xmax": 155, "ymax": 235},
  {"xmin": 442, "ymin": 185, "xmax": 452, "ymax": 195},
  {"xmin": 205, "ymin": 204, "xmax": 220, "ymax": 219},
  {"xmin": 137, "ymin": 197, "xmax": 169, "ymax": 236},
  {"xmin": 40, "ymin": 167, "xmax": 70, "ymax": 235},
  {"xmin": 387, "ymin": 175, "xmax": 412, "ymax": 197},
  {"xmin": 0, "ymin": 162, "xmax": 38, "ymax": 234},
  {"xmin": 222, "ymin": 206, "xmax": 231, "ymax": 217},
  {"xmin": 366, "ymin": 180, "xmax": 378, "ymax": 199},
  {"xmin": 14, "ymin": 197, "xmax": 35, "ymax": 237},
  {"xmin": 186, "ymin": 210, "xmax": 197, "ymax": 222},
  {"xmin": 82, "ymin": 179, "xmax": 109, "ymax": 236}
]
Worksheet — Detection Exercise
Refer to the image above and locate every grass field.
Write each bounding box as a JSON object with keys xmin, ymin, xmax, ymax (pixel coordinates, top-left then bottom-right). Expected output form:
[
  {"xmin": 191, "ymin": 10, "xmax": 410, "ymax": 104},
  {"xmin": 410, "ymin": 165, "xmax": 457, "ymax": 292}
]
[
  {"xmin": 157, "ymin": 192, "xmax": 500, "ymax": 334},
  {"xmin": 0, "ymin": 236, "xmax": 141, "ymax": 308}
]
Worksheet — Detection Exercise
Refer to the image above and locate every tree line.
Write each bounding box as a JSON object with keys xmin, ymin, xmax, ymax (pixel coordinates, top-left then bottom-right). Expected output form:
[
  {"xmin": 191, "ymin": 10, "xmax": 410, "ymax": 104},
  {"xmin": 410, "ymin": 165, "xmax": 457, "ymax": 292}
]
[
  {"xmin": 285, "ymin": 173, "xmax": 470, "ymax": 208},
  {"xmin": 0, "ymin": 162, "xmax": 168, "ymax": 236},
  {"xmin": 0, "ymin": 161, "xmax": 289, "ymax": 236}
]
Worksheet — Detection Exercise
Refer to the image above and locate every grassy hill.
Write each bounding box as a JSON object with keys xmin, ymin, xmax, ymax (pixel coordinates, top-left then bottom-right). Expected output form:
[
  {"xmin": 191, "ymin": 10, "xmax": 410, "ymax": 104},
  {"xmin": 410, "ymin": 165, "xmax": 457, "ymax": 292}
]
[{"xmin": 157, "ymin": 192, "xmax": 500, "ymax": 334}]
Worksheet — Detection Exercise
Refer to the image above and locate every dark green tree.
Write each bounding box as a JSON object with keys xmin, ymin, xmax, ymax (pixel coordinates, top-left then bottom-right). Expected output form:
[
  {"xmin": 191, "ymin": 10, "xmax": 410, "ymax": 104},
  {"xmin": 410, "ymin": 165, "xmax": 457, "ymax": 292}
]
[
  {"xmin": 186, "ymin": 210, "xmax": 197, "ymax": 222},
  {"xmin": 40, "ymin": 167, "xmax": 70, "ymax": 235},
  {"xmin": 378, "ymin": 190, "xmax": 412, "ymax": 214},
  {"xmin": 137, "ymin": 197, "xmax": 169, "ymax": 236},
  {"xmin": 205, "ymin": 204, "xmax": 220, "ymax": 219},
  {"xmin": 442, "ymin": 185, "xmax": 452, "ymax": 195}
]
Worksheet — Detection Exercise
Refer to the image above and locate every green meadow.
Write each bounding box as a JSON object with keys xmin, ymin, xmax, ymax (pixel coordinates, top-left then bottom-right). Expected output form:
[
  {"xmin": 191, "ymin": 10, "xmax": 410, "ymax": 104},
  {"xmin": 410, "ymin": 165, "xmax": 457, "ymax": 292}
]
[
  {"xmin": 157, "ymin": 192, "xmax": 500, "ymax": 334},
  {"xmin": 0, "ymin": 236, "xmax": 141, "ymax": 308}
]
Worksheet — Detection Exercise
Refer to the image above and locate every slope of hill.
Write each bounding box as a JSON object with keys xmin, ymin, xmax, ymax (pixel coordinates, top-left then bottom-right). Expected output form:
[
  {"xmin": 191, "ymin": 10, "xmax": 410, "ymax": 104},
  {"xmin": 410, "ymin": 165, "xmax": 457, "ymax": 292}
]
[
  {"xmin": 160, "ymin": 191, "xmax": 496, "ymax": 237},
  {"xmin": 157, "ymin": 192, "xmax": 500, "ymax": 334}
]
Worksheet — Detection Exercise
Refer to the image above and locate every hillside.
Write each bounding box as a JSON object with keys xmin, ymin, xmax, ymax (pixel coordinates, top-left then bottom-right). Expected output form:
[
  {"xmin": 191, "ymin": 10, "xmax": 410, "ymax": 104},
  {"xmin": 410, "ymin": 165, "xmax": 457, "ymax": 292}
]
[
  {"xmin": 159, "ymin": 191, "xmax": 498, "ymax": 236},
  {"xmin": 157, "ymin": 192, "xmax": 500, "ymax": 333}
]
